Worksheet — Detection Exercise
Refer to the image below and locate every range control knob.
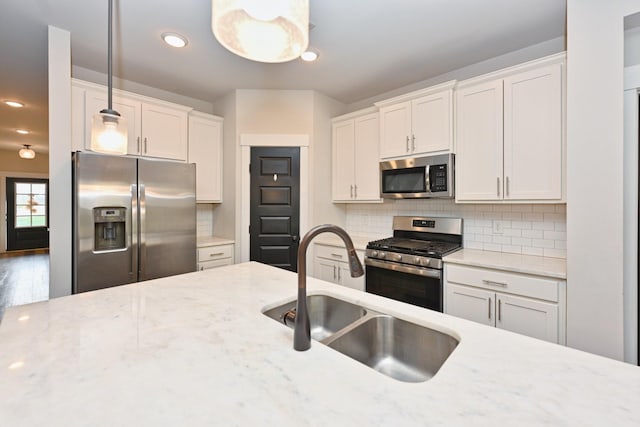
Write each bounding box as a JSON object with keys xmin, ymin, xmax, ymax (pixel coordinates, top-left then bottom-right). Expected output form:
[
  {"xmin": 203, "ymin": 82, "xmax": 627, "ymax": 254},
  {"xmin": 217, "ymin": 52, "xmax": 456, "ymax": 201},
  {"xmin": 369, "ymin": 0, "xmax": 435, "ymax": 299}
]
[
  {"xmin": 392, "ymin": 253, "xmax": 403, "ymax": 262},
  {"xmin": 414, "ymin": 257, "xmax": 422, "ymax": 265},
  {"xmin": 422, "ymin": 258, "xmax": 430, "ymax": 266},
  {"xmin": 379, "ymin": 252, "xmax": 386, "ymax": 259},
  {"xmin": 370, "ymin": 250, "xmax": 379, "ymax": 257}
]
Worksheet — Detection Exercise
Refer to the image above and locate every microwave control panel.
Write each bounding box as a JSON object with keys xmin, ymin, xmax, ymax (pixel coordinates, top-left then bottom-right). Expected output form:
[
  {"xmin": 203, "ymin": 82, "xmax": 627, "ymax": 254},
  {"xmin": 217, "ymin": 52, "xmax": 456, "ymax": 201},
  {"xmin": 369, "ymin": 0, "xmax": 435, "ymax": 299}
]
[{"xmin": 429, "ymin": 164, "xmax": 448, "ymax": 192}]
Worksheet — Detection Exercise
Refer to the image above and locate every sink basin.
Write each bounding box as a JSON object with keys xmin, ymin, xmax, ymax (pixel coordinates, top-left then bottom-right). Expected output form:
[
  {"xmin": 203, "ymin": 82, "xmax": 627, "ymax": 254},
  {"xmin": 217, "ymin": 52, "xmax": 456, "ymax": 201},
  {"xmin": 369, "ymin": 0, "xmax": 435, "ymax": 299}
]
[
  {"xmin": 263, "ymin": 295, "xmax": 367, "ymax": 341},
  {"xmin": 326, "ymin": 315, "xmax": 458, "ymax": 382}
]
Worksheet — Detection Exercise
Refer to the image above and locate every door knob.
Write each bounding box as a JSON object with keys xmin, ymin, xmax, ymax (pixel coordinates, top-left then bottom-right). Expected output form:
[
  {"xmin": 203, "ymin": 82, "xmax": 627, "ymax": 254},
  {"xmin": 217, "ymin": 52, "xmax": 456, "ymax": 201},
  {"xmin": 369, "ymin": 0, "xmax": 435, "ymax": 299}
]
[{"xmin": 292, "ymin": 235, "xmax": 299, "ymax": 242}]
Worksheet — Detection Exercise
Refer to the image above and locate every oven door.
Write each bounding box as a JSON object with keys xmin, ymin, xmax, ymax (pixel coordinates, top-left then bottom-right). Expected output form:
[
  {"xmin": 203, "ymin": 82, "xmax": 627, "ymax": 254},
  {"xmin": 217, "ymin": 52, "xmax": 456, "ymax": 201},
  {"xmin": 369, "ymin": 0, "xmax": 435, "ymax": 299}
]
[{"xmin": 365, "ymin": 258, "xmax": 443, "ymax": 312}]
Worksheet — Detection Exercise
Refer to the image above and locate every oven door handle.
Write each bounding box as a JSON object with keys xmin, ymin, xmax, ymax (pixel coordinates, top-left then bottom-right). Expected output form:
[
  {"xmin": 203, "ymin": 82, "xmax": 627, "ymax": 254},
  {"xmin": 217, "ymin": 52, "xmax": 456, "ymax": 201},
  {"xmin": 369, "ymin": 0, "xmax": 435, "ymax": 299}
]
[{"xmin": 365, "ymin": 258, "xmax": 442, "ymax": 279}]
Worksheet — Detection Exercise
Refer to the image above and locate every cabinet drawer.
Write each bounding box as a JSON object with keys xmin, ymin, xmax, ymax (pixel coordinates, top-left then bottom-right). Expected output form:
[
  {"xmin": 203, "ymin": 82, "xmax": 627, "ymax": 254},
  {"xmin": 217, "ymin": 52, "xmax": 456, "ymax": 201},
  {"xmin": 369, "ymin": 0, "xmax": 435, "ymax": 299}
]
[
  {"xmin": 198, "ymin": 244, "xmax": 233, "ymax": 262},
  {"xmin": 316, "ymin": 244, "xmax": 349, "ymax": 262},
  {"xmin": 199, "ymin": 258, "xmax": 233, "ymax": 271},
  {"xmin": 446, "ymin": 264, "xmax": 559, "ymax": 302}
]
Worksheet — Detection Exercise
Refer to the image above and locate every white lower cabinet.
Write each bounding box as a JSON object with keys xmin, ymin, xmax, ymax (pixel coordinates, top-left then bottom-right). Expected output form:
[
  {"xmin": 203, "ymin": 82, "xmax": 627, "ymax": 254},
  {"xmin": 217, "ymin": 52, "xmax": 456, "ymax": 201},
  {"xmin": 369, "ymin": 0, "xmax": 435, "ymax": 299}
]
[
  {"xmin": 444, "ymin": 263, "xmax": 565, "ymax": 344},
  {"xmin": 313, "ymin": 243, "xmax": 365, "ymax": 291},
  {"xmin": 198, "ymin": 244, "xmax": 234, "ymax": 271}
]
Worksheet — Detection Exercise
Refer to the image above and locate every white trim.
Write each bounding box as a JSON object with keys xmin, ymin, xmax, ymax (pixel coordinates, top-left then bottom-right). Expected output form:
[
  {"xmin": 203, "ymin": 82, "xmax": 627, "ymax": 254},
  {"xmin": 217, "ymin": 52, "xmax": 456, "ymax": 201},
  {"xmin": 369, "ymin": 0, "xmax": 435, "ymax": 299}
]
[
  {"xmin": 331, "ymin": 106, "xmax": 379, "ymax": 122},
  {"xmin": 239, "ymin": 134, "xmax": 309, "ymax": 263},
  {"xmin": 624, "ymin": 64, "xmax": 640, "ymax": 90},
  {"xmin": 240, "ymin": 133, "xmax": 309, "ymax": 147},
  {"xmin": 623, "ymin": 79, "xmax": 639, "ymax": 364},
  {"xmin": 457, "ymin": 52, "xmax": 566, "ymax": 90},
  {"xmin": 374, "ymin": 80, "xmax": 457, "ymax": 107}
]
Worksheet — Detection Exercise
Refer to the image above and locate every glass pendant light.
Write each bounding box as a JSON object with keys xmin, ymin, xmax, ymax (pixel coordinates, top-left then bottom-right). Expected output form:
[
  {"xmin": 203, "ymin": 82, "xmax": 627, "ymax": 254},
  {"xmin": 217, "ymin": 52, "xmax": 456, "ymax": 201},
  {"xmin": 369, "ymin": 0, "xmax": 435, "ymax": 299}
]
[
  {"xmin": 19, "ymin": 145, "xmax": 36, "ymax": 159},
  {"xmin": 211, "ymin": 0, "xmax": 309, "ymax": 63},
  {"xmin": 91, "ymin": 0, "xmax": 128, "ymax": 155}
]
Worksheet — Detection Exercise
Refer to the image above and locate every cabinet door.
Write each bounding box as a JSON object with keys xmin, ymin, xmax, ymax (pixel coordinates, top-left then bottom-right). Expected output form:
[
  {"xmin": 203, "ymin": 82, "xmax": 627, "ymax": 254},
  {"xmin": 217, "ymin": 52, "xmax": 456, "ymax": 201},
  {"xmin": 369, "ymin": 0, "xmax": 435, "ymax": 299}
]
[
  {"xmin": 315, "ymin": 259, "xmax": 339, "ymax": 284},
  {"xmin": 353, "ymin": 113, "xmax": 381, "ymax": 201},
  {"xmin": 496, "ymin": 293, "xmax": 559, "ymax": 343},
  {"xmin": 188, "ymin": 115, "xmax": 223, "ymax": 202},
  {"xmin": 411, "ymin": 90, "xmax": 452, "ymax": 154},
  {"xmin": 445, "ymin": 283, "xmax": 495, "ymax": 327},
  {"xmin": 84, "ymin": 88, "xmax": 141, "ymax": 154},
  {"xmin": 332, "ymin": 120, "xmax": 356, "ymax": 201},
  {"xmin": 379, "ymin": 101, "xmax": 412, "ymax": 159},
  {"xmin": 455, "ymin": 80, "xmax": 504, "ymax": 201},
  {"xmin": 503, "ymin": 63, "xmax": 562, "ymax": 200},
  {"xmin": 338, "ymin": 264, "xmax": 365, "ymax": 291},
  {"xmin": 142, "ymin": 102, "xmax": 188, "ymax": 161}
]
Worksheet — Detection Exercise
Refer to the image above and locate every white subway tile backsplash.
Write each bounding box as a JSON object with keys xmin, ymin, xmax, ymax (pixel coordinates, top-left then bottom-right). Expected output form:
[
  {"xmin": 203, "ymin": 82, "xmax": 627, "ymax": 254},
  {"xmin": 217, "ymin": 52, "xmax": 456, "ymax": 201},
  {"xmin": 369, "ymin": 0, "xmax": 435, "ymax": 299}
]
[
  {"xmin": 197, "ymin": 204, "xmax": 214, "ymax": 237},
  {"xmin": 522, "ymin": 229, "xmax": 544, "ymax": 239},
  {"xmin": 522, "ymin": 246, "xmax": 544, "ymax": 256},
  {"xmin": 345, "ymin": 200, "xmax": 566, "ymax": 259}
]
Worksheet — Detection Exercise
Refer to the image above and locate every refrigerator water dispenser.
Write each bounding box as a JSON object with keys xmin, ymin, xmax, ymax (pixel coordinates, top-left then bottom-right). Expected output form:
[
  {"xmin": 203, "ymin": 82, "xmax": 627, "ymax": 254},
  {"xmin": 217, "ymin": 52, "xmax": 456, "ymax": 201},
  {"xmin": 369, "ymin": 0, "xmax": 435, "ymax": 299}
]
[{"xmin": 93, "ymin": 207, "xmax": 126, "ymax": 251}]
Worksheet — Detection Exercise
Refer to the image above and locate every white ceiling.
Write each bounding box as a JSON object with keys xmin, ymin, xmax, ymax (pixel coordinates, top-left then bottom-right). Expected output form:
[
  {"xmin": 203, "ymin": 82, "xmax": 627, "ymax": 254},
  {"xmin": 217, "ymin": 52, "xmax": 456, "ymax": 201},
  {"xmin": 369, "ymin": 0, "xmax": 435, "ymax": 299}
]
[{"xmin": 0, "ymin": 0, "xmax": 567, "ymax": 154}]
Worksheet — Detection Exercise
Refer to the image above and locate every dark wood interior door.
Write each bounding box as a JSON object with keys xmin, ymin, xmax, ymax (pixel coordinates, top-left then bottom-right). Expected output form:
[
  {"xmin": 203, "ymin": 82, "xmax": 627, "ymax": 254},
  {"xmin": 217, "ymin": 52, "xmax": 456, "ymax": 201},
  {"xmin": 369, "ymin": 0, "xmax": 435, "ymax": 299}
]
[
  {"xmin": 250, "ymin": 147, "xmax": 300, "ymax": 272},
  {"xmin": 6, "ymin": 178, "xmax": 50, "ymax": 251}
]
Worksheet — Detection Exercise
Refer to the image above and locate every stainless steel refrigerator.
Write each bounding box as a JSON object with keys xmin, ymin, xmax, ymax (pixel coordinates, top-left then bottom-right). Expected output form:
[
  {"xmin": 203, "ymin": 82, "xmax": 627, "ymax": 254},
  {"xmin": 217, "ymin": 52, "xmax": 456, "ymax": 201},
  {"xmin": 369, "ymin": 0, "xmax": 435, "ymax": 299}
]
[{"xmin": 72, "ymin": 151, "xmax": 196, "ymax": 293}]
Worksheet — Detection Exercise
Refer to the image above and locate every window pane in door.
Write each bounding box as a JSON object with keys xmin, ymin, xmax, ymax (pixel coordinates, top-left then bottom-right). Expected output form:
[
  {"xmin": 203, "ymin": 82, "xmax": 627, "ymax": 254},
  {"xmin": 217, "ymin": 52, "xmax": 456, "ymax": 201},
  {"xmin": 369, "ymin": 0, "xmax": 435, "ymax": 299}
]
[{"xmin": 13, "ymin": 182, "xmax": 48, "ymax": 229}]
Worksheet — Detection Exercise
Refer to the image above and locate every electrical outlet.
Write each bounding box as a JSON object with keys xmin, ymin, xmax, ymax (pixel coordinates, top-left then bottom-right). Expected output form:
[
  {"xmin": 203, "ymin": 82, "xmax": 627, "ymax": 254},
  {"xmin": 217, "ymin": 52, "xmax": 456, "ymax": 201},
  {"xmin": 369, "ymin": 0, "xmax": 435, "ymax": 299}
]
[{"xmin": 492, "ymin": 220, "xmax": 503, "ymax": 234}]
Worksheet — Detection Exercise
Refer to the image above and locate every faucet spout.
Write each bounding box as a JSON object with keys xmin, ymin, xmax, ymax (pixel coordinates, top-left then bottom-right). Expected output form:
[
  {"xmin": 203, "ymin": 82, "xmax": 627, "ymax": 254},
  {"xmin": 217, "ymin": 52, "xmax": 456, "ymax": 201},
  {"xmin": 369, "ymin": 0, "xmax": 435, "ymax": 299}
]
[{"xmin": 293, "ymin": 224, "xmax": 364, "ymax": 351}]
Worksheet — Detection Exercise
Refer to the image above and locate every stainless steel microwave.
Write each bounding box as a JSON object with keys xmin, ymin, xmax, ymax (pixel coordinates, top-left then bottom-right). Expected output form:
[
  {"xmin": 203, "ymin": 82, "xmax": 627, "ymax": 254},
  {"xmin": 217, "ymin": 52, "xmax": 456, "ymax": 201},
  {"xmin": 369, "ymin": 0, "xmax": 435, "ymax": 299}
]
[{"xmin": 380, "ymin": 153, "xmax": 454, "ymax": 199}]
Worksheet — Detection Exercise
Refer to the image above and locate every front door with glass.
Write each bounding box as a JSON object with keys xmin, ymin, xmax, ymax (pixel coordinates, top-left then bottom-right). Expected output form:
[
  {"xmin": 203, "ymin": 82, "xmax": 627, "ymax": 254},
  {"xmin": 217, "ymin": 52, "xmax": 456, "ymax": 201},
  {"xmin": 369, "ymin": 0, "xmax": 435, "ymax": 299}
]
[{"xmin": 6, "ymin": 178, "xmax": 49, "ymax": 251}]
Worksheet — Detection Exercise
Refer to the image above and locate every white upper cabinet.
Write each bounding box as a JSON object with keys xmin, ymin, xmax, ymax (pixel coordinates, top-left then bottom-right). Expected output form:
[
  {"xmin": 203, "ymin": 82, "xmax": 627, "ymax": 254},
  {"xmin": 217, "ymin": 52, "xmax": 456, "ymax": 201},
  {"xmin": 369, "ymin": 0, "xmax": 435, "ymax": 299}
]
[
  {"xmin": 455, "ymin": 54, "xmax": 565, "ymax": 203},
  {"xmin": 332, "ymin": 109, "xmax": 381, "ymax": 203},
  {"xmin": 71, "ymin": 79, "xmax": 191, "ymax": 161},
  {"xmin": 376, "ymin": 81, "xmax": 455, "ymax": 159},
  {"xmin": 455, "ymin": 80, "xmax": 504, "ymax": 201},
  {"xmin": 188, "ymin": 112, "xmax": 223, "ymax": 203},
  {"xmin": 141, "ymin": 102, "xmax": 188, "ymax": 160}
]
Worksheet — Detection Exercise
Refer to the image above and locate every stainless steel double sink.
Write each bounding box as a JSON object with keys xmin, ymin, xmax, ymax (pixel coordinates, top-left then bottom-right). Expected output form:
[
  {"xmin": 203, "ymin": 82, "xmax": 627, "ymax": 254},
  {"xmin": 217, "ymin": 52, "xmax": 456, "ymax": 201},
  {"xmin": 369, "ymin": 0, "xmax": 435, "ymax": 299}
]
[{"xmin": 263, "ymin": 295, "xmax": 459, "ymax": 383}]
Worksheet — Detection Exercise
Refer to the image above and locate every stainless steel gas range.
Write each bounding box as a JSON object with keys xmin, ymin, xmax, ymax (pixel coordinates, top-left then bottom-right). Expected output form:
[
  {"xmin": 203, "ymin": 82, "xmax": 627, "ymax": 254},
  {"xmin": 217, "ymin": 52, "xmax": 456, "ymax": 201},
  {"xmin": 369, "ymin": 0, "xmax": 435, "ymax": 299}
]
[{"xmin": 365, "ymin": 216, "xmax": 463, "ymax": 311}]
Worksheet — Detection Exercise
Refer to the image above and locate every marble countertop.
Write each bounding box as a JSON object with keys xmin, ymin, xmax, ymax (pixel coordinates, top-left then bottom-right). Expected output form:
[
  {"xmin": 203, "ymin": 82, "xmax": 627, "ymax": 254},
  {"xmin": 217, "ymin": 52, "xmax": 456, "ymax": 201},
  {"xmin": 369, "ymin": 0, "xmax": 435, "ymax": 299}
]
[
  {"xmin": 0, "ymin": 262, "xmax": 637, "ymax": 426},
  {"xmin": 443, "ymin": 248, "xmax": 567, "ymax": 279},
  {"xmin": 196, "ymin": 235, "xmax": 235, "ymax": 248}
]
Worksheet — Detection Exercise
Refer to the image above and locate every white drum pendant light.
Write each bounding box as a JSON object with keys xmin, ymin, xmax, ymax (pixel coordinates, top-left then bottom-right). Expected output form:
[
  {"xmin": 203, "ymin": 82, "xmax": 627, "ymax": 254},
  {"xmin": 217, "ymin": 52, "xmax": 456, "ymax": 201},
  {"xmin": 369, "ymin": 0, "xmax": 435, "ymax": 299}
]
[
  {"xmin": 91, "ymin": 0, "xmax": 128, "ymax": 155},
  {"xmin": 212, "ymin": 0, "xmax": 309, "ymax": 63}
]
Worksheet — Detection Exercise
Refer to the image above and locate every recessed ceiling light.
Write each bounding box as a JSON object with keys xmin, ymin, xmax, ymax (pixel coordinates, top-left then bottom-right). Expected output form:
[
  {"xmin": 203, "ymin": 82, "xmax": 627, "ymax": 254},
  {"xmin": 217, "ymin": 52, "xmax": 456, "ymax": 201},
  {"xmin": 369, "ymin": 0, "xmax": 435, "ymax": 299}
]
[
  {"xmin": 300, "ymin": 50, "xmax": 319, "ymax": 62},
  {"xmin": 5, "ymin": 100, "xmax": 24, "ymax": 108},
  {"xmin": 16, "ymin": 129, "xmax": 29, "ymax": 135},
  {"xmin": 162, "ymin": 32, "xmax": 188, "ymax": 48}
]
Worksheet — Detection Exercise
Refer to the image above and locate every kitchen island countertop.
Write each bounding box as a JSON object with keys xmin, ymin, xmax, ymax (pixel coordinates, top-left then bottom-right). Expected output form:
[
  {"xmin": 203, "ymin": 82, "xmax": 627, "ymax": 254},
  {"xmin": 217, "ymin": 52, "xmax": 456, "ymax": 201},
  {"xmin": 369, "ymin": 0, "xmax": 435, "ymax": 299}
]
[{"xmin": 0, "ymin": 262, "xmax": 637, "ymax": 426}]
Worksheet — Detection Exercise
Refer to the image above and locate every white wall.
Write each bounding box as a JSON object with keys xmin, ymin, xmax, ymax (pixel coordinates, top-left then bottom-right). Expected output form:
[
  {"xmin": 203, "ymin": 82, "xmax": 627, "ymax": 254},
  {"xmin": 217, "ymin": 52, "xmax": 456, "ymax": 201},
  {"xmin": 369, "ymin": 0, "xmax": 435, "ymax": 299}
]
[
  {"xmin": 48, "ymin": 26, "xmax": 72, "ymax": 298},
  {"xmin": 311, "ymin": 92, "xmax": 347, "ymax": 228},
  {"xmin": 348, "ymin": 37, "xmax": 565, "ymax": 112},
  {"xmin": 566, "ymin": 0, "xmax": 640, "ymax": 361},
  {"xmin": 625, "ymin": 26, "xmax": 640, "ymax": 67}
]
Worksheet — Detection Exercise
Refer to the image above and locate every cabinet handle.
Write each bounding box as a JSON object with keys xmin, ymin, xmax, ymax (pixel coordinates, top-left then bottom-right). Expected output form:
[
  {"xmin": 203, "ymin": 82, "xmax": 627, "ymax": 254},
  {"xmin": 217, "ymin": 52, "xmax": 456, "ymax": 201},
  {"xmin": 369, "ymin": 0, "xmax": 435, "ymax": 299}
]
[
  {"xmin": 137, "ymin": 136, "xmax": 141, "ymax": 153},
  {"xmin": 498, "ymin": 299, "xmax": 502, "ymax": 322},
  {"xmin": 354, "ymin": 185, "xmax": 358, "ymax": 198},
  {"xmin": 406, "ymin": 136, "xmax": 410, "ymax": 152},
  {"xmin": 411, "ymin": 134, "xmax": 416, "ymax": 151},
  {"xmin": 497, "ymin": 177, "xmax": 500, "ymax": 197},
  {"xmin": 350, "ymin": 185, "xmax": 354, "ymax": 198},
  {"xmin": 209, "ymin": 252, "xmax": 224, "ymax": 257},
  {"xmin": 488, "ymin": 297, "xmax": 492, "ymax": 319},
  {"xmin": 482, "ymin": 279, "xmax": 508, "ymax": 287},
  {"xmin": 144, "ymin": 137, "xmax": 148, "ymax": 153},
  {"xmin": 506, "ymin": 176, "xmax": 510, "ymax": 197},
  {"xmin": 338, "ymin": 267, "xmax": 341, "ymax": 281},
  {"xmin": 333, "ymin": 265, "xmax": 336, "ymax": 280},
  {"xmin": 330, "ymin": 253, "xmax": 344, "ymax": 259}
]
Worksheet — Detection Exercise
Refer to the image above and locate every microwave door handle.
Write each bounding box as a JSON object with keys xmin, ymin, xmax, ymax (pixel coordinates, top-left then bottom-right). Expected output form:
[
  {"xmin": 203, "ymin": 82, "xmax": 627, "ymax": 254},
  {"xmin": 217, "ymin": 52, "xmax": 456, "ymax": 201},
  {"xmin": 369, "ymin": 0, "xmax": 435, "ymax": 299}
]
[{"xmin": 425, "ymin": 164, "xmax": 431, "ymax": 193}]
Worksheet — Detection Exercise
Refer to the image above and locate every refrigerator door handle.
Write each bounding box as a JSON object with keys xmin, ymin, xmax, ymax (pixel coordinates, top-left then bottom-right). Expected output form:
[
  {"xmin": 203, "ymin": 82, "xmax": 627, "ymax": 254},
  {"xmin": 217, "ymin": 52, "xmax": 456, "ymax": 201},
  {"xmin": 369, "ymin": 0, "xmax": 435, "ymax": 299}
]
[
  {"xmin": 130, "ymin": 184, "xmax": 137, "ymax": 277},
  {"xmin": 139, "ymin": 184, "xmax": 146, "ymax": 279}
]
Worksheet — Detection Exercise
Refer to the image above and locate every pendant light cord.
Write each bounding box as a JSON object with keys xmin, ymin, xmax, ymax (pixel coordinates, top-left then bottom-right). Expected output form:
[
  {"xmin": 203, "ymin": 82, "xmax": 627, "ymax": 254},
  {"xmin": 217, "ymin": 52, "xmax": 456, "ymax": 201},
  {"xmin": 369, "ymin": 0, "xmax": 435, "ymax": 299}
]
[{"xmin": 107, "ymin": 0, "xmax": 113, "ymax": 111}]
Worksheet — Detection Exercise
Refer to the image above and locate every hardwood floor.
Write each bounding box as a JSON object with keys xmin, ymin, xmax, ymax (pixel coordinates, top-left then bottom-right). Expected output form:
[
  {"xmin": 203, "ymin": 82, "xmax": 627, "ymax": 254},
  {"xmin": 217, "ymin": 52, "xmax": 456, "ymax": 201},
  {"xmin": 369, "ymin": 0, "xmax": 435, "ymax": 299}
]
[{"xmin": 0, "ymin": 250, "xmax": 49, "ymax": 321}]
